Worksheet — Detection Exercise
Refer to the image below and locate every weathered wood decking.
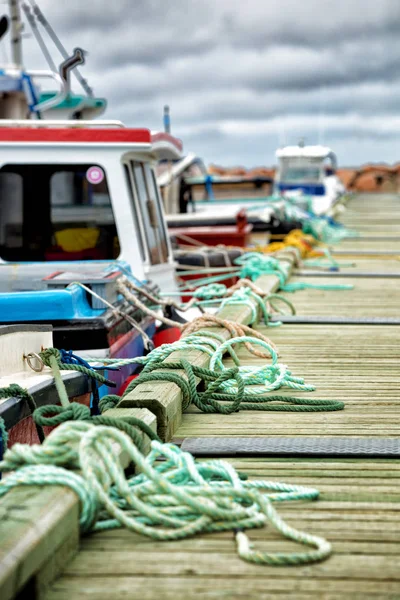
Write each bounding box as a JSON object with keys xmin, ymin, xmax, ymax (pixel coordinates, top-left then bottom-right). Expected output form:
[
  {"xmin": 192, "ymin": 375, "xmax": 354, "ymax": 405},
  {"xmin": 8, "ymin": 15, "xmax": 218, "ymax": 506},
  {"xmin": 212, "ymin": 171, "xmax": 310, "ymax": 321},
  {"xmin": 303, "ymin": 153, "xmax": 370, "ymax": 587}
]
[
  {"xmin": 45, "ymin": 458, "xmax": 400, "ymax": 599},
  {"xmin": 1, "ymin": 193, "xmax": 400, "ymax": 599}
]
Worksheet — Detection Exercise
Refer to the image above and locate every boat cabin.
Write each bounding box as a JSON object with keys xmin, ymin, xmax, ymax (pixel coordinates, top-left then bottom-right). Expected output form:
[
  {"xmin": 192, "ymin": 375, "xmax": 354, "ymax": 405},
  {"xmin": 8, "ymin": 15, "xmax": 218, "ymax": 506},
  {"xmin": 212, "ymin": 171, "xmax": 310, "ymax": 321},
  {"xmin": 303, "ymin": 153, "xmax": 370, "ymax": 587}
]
[
  {"xmin": 0, "ymin": 120, "xmax": 182, "ymax": 293},
  {"xmin": 276, "ymin": 145, "xmax": 337, "ymax": 194},
  {"xmin": 275, "ymin": 144, "xmax": 344, "ymax": 214}
]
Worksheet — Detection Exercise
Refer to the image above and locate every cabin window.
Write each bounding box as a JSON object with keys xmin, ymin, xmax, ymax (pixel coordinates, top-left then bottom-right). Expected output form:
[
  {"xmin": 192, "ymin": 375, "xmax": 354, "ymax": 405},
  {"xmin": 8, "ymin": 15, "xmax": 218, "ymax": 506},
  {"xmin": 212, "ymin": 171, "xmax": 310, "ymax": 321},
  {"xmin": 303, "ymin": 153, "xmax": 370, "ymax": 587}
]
[
  {"xmin": 282, "ymin": 167, "xmax": 321, "ymax": 182},
  {"xmin": 281, "ymin": 158, "xmax": 322, "ymax": 183},
  {"xmin": 0, "ymin": 164, "xmax": 120, "ymax": 262},
  {"xmin": 130, "ymin": 162, "xmax": 169, "ymax": 265}
]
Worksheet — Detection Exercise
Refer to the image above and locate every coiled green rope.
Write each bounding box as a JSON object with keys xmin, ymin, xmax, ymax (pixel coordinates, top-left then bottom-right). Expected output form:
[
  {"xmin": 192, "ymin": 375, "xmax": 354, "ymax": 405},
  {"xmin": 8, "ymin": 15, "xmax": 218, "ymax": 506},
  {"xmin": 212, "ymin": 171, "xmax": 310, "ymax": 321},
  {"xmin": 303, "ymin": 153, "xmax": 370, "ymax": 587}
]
[
  {"xmin": 33, "ymin": 402, "xmax": 161, "ymax": 451},
  {"xmin": 82, "ymin": 332, "xmax": 344, "ymax": 414},
  {"xmin": 0, "ymin": 417, "xmax": 8, "ymax": 452},
  {"xmin": 0, "ymin": 421, "xmax": 332, "ymax": 565},
  {"xmin": 233, "ymin": 253, "xmax": 353, "ymax": 292},
  {"xmin": 220, "ymin": 287, "xmax": 296, "ymax": 327}
]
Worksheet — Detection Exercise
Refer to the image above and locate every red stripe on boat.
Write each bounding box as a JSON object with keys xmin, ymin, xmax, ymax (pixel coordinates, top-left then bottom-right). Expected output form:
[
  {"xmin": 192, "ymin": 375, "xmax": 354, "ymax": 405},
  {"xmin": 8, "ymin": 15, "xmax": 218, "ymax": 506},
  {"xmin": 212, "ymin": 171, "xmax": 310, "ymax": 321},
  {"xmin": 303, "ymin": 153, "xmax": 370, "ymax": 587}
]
[{"xmin": 0, "ymin": 128, "xmax": 151, "ymax": 144}]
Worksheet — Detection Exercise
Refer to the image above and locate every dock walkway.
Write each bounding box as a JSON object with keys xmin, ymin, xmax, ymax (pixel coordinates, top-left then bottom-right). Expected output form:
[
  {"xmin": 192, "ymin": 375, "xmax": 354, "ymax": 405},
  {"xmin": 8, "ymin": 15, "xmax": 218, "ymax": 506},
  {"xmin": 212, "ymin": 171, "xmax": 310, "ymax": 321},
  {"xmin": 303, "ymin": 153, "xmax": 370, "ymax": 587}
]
[{"xmin": 1, "ymin": 193, "xmax": 399, "ymax": 599}]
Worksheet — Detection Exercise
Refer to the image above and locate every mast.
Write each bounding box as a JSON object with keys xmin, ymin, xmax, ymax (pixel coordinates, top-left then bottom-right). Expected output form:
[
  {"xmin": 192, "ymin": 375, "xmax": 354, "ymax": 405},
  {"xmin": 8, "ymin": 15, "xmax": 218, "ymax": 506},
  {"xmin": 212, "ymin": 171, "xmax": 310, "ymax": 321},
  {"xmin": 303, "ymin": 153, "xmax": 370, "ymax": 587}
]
[
  {"xmin": 163, "ymin": 105, "xmax": 170, "ymax": 133},
  {"xmin": 9, "ymin": 0, "xmax": 23, "ymax": 67}
]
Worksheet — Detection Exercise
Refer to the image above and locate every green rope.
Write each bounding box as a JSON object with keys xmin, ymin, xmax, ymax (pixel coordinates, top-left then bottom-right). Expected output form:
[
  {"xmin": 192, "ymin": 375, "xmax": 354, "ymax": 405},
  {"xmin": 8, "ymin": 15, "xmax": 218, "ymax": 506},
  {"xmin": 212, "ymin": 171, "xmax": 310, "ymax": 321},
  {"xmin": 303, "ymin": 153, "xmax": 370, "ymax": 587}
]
[
  {"xmin": 235, "ymin": 253, "xmax": 288, "ymax": 285},
  {"xmin": 83, "ymin": 332, "xmax": 344, "ymax": 414},
  {"xmin": 281, "ymin": 281, "xmax": 354, "ymax": 292},
  {"xmin": 220, "ymin": 288, "xmax": 258, "ymax": 323},
  {"xmin": 32, "ymin": 402, "xmax": 161, "ymax": 452},
  {"xmin": 0, "ymin": 421, "xmax": 332, "ymax": 565},
  {"xmin": 220, "ymin": 288, "xmax": 295, "ymax": 327},
  {"xmin": 0, "ymin": 416, "xmax": 8, "ymax": 452},
  {"xmin": 39, "ymin": 348, "xmax": 111, "ymax": 389},
  {"xmin": 0, "ymin": 384, "xmax": 45, "ymax": 443},
  {"xmin": 118, "ymin": 357, "xmax": 344, "ymax": 414},
  {"xmin": 193, "ymin": 284, "xmax": 227, "ymax": 299},
  {"xmin": 233, "ymin": 253, "xmax": 353, "ymax": 292}
]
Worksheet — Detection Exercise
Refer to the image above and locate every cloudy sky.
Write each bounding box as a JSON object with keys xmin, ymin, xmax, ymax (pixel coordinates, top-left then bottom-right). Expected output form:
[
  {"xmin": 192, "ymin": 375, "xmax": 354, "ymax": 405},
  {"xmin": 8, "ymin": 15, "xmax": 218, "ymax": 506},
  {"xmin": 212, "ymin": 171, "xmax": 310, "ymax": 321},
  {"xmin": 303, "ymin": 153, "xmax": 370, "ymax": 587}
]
[{"xmin": 2, "ymin": 0, "xmax": 400, "ymax": 167}]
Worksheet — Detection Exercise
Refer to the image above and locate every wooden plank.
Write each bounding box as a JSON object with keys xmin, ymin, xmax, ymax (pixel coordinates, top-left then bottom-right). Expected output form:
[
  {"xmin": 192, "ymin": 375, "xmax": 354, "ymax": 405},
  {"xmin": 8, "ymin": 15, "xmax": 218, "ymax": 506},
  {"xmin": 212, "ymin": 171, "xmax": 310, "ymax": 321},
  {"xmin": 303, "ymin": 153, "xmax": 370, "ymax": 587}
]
[
  {"xmin": 118, "ymin": 252, "xmax": 297, "ymax": 441},
  {"xmin": 0, "ymin": 485, "xmax": 79, "ymax": 600},
  {"xmin": 44, "ymin": 576, "xmax": 400, "ymax": 600},
  {"xmin": 279, "ymin": 276, "xmax": 400, "ymax": 318},
  {"xmin": 175, "ymin": 324, "xmax": 400, "ymax": 439}
]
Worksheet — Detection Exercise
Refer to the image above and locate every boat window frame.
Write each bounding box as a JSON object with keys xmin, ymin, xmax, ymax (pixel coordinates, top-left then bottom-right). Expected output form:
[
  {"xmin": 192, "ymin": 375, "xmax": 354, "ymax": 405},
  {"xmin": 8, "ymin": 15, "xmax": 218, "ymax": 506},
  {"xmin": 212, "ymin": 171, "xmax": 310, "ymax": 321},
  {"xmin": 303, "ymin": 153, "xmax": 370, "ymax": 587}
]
[
  {"xmin": 142, "ymin": 162, "xmax": 170, "ymax": 261},
  {"xmin": 122, "ymin": 162, "xmax": 147, "ymax": 262},
  {"xmin": 124, "ymin": 159, "xmax": 169, "ymax": 266}
]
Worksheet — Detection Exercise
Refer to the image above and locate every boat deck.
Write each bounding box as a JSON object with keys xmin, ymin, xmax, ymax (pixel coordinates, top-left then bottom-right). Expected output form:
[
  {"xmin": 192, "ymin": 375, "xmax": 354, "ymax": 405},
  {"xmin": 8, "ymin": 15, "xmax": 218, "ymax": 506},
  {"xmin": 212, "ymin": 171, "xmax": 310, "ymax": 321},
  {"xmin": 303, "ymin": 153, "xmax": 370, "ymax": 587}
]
[{"xmin": 1, "ymin": 193, "xmax": 400, "ymax": 599}]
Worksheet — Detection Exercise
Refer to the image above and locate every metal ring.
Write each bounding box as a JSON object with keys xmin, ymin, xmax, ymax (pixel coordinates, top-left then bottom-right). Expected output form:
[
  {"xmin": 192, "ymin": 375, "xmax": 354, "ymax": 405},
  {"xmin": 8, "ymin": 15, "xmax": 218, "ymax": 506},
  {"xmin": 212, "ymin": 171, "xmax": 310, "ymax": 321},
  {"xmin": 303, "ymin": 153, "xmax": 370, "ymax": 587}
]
[{"xmin": 24, "ymin": 352, "xmax": 44, "ymax": 373}]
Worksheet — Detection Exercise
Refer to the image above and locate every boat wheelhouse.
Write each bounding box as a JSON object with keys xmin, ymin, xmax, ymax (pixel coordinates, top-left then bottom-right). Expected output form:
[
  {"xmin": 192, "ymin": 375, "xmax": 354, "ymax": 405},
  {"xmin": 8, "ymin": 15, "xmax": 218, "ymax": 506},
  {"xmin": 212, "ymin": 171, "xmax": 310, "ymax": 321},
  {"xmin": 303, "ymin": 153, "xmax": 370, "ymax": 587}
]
[
  {"xmin": 0, "ymin": 120, "xmax": 181, "ymax": 295},
  {"xmin": 275, "ymin": 144, "xmax": 345, "ymax": 215}
]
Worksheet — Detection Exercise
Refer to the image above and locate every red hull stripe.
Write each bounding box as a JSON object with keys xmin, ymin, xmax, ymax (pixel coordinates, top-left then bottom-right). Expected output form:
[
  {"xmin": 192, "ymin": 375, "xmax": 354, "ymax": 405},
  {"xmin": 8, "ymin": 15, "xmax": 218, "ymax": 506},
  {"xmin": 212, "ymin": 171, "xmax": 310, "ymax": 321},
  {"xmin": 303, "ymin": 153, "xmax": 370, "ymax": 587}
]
[{"xmin": 0, "ymin": 128, "xmax": 152, "ymax": 144}]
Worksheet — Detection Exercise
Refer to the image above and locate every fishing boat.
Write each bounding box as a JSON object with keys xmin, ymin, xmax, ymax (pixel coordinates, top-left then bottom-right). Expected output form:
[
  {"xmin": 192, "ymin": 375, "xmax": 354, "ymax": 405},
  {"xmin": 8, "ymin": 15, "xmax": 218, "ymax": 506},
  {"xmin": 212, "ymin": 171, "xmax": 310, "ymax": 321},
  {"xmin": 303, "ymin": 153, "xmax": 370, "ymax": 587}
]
[
  {"xmin": 0, "ymin": 324, "xmax": 92, "ymax": 447},
  {"xmin": 157, "ymin": 149, "xmax": 316, "ymax": 240},
  {"xmin": 275, "ymin": 143, "xmax": 345, "ymax": 215},
  {"xmin": 0, "ymin": 266, "xmax": 158, "ymax": 393},
  {"xmin": 0, "ymin": 120, "xmax": 188, "ymax": 388}
]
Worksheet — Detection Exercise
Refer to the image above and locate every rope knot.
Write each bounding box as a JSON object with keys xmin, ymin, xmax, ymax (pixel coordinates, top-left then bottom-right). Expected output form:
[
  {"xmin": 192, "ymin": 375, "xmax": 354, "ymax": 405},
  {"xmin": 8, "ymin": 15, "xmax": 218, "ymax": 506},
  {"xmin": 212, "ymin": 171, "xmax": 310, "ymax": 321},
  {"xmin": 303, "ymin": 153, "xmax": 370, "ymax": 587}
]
[
  {"xmin": 34, "ymin": 402, "xmax": 91, "ymax": 427},
  {"xmin": 39, "ymin": 347, "xmax": 61, "ymax": 367}
]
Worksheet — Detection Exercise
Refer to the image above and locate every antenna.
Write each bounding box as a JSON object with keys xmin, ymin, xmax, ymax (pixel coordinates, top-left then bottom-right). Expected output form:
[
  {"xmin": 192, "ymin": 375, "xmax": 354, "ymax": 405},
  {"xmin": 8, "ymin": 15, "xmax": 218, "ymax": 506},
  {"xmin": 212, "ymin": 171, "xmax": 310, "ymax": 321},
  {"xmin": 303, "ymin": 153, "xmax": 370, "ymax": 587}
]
[
  {"xmin": 9, "ymin": 0, "xmax": 23, "ymax": 66},
  {"xmin": 317, "ymin": 86, "xmax": 326, "ymax": 145},
  {"xmin": 163, "ymin": 105, "xmax": 170, "ymax": 133}
]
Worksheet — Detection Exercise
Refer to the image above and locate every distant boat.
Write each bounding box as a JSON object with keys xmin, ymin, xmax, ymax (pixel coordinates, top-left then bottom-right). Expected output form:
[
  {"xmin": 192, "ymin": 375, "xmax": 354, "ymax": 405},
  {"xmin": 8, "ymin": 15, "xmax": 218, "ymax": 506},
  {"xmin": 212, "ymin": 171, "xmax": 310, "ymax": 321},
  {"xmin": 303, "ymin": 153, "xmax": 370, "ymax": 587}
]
[{"xmin": 275, "ymin": 144, "xmax": 345, "ymax": 215}]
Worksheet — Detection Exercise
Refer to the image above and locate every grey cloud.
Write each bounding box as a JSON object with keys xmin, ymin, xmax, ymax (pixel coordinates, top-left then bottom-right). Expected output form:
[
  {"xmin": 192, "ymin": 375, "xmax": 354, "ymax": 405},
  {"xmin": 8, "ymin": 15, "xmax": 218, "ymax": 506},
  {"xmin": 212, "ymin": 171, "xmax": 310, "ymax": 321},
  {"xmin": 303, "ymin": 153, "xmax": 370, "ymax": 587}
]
[{"xmin": 8, "ymin": 0, "xmax": 400, "ymax": 167}]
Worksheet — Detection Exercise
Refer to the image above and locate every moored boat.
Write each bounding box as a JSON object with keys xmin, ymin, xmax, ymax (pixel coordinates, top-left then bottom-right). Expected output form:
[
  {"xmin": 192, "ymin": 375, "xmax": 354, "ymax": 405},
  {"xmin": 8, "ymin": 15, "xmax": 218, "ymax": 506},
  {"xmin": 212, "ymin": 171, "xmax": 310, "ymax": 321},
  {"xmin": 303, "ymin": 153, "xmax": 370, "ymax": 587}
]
[
  {"xmin": 0, "ymin": 324, "xmax": 91, "ymax": 450},
  {"xmin": 275, "ymin": 143, "xmax": 345, "ymax": 215}
]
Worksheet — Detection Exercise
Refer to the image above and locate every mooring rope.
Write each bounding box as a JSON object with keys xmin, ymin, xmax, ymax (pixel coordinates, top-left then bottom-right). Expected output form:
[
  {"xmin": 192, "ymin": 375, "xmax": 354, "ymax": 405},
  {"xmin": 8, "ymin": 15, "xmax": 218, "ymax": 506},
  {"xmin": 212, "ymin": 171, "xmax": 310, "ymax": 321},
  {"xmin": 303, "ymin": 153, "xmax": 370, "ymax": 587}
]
[
  {"xmin": 234, "ymin": 253, "xmax": 354, "ymax": 291},
  {"xmin": 0, "ymin": 421, "xmax": 332, "ymax": 565}
]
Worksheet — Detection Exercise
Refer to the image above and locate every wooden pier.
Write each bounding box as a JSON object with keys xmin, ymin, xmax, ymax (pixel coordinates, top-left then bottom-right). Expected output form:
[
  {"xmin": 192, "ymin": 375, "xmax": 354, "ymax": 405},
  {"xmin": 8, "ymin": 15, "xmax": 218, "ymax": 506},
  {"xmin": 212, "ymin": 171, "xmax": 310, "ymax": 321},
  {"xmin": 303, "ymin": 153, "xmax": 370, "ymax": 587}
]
[{"xmin": 1, "ymin": 193, "xmax": 400, "ymax": 599}]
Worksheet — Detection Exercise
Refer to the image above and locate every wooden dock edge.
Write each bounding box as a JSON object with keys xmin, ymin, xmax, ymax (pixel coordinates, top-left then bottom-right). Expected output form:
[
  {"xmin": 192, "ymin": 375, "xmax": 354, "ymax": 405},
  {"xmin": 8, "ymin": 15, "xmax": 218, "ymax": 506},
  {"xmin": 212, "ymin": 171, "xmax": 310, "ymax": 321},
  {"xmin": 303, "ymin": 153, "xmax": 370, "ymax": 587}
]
[
  {"xmin": 0, "ymin": 250, "xmax": 296, "ymax": 598},
  {"xmin": 0, "ymin": 407, "xmax": 157, "ymax": 600},
  {"xmin": 0, "ymin": 485, "xmax": 79, "ymax": 600},
  {"xmin": 119, "ymin": 251, "xmax": 296, "ymax": 441}
]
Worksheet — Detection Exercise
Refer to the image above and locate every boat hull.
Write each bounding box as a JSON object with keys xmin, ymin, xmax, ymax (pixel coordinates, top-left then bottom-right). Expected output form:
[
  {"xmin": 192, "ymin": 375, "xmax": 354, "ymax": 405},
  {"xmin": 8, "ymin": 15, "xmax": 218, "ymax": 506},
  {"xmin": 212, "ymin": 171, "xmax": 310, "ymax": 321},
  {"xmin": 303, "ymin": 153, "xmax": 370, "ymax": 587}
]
[{"xmin": 7, "ymin": 391, "xmax": 91, "ymax": 447}]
